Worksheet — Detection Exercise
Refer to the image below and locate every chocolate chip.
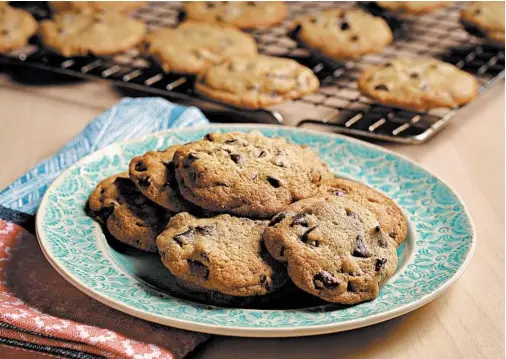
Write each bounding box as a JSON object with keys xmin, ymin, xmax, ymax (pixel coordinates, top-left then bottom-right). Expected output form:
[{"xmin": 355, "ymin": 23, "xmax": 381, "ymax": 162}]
[
  {"xmin": 313, "ymin": 271, "xmax": 340, "ymax": 289},
  {"xmin": 347, "ymin": 281, "xmax": 355, "ymax": 292},
  {"xmin": 188, "ymin": 152, "xmax": 200, "ymax": 160},
  {"xmin": 375, "ymin": 225, "xmax": 381, "ymax": 232},
  {"xmin": 196, "ymin": 225, "xmax": 215, "ymax": 235},
  {"xmin": 352, "ymin": 234, "xmax": 370, "ymax": 258},
  {"xmin": 309, "ymin": 17, "xmax": 317, "ymax": 23},
  {"xmin": 200, "ymin": 252, "xmax": 209, "ymax": 262},
  {"xmin": 291, "ymin": 213, "xmax": 309, "ymax": 227},
  {"xmin": 260, "ymin": 275, "xmax": 270, "ymax": 291},
  {"xmin": 301, "ymin": 226, "xmax": 317, "ymax": 244},
  {"xmin": 174, "ymin": 228, "xmax": 195, "ymax": 246},
  {"xmin": 177, "ymin": 10, "xmax": 187, "ymax": 22},
  {"xmin": 279, "ymin": 246, "xmax": 285, "ymax": 257},
  {"xmin": 135, "ymin": 221, "xmax": 148, "ymax": 227},
  {"xmin": 273, "ymin": 159, "xmax": 287, "ymax": 168},
  {"xmin": 389, "ymin": 231, "xmax": 396, "ymax": 239},
  {"xmin": 339, "ymin": 11, "xmax": 347, "ymax": 18},
  {"xmin": 345, "ymin": 209, "xmax": 359, "ymax": 220},
  {"xmin": 230, "ymin": 153, "xmax": 245, "ymax": 164},
  {"xmin": 188, "ymin": 260, "xmax": 209, "ymax": 279},
  {"xmin": 474, "ymin": 8, "xmax": 481, "ymax": 15},
  {"xmin": 340, "ymin": 22, "xmax": 350, "ymax": 30},
  {"xmin": 375, "ymin": 258, "xmax": 387, "ymax": 271},
  {"xmin": 269, "ymin": 212, "xmax": 286, "ymax": 226},
  {"xmin": 410, "ymin": 73, "xmax": 420, "ymax": 79},
  {"xmin": 95, "ymin": 206, "xmax": 114, "ymax": 222},
  {"xmin": 429, "ymin": 64, "xmax": 438, "ymax": 69},
  {"xmin": 374, "ymin": 84, "xmax": 389, "ymax": 91},
  {"xmin": 138, "ymin": 176, "xmax": 151, "ymax": 187},
  {"xmin": 1, "ymin": 29, "xmax": 9, "ymax": 36},
  {"xmin": 378, "ymin": 237, "xmax": 388, "ymax": 248},
  {"xmin": 224, "ymin": 138, "xmax": 237, "ymax": 144},
  {"xmin": 350, "ymin": 35, "xmax": 359, "ymax": 42},
  {"xmin": 332, "ymin": 190, "xmax": 345, "ymax": 197},
  {"xmin": 384, "ymin": 62, "xmax": 393, "ymax": 67},
  {"xmin": 190, "ymin": 171, "xmax": 197, "ymax": 182},
  {"xmin": 135, "ymin": 161, "xmax": 147, "ymax": 172},
  {"xmin": 204, "ymin": 133, "xmax": 215, "ymax": 141},
  {"xmin": 206, "ymin": 2, "xmax": 216, "ymax": 8},
  {"xmin": 247, "ymin": 1, "xmax": 256, "ymax": 6},
  {"xmin": 257, "ymin": 150, "xmax": 267, "ymax": 158},
  {"xmin": 267, "ymin": 176, "xmax": 281, "ymax": 188}
]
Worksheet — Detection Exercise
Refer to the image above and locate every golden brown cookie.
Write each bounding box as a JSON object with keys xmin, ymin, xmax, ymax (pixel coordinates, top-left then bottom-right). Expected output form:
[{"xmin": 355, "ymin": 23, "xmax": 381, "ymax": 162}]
[
  {"xmin": 156, "ymin": 212, "xmax": 288, "ymax": 296},
  {"xmin": 0, "ymin": 3, "xmax": 38, "ymax": 53},
  {"xmin": 173, "ymin": 131, "xmax": 332, "ymax": 219},
  {"xmin": 144, "ymin": 21, "xmax": 257, "ymax": 75},
  {"xmin": 263, "ymin": 196, "xmax": 398, "ymax": 304},
  {"xmin": 376, "ymin": 1, "xmax": 451, "ymax": 15},
  {"xmin": 40, "ymin": 11, "xmax": 146, "ymax": 57},
  {"xmin": 358, "ymin": 57, "xmax": 479, "ymax": 110},
  {"xmin": 292, "ymin": 8, "xmax": 393, "ymax": 60},
  {"xmin": 460, "ymin": 2, "xmax": 505, "ymax": 45},
  {"xmin": 195, "ymin": 55, "xmax": 320, "ymax": 109},
  {"xmin": 183, "ymin": 1, "xmax": 287, "ymax": 29},
  {"xmin": 50, "ymin": 1, "xmax": 144, "ymax": 14},
  {"xmin": 318, "ymin": 178, "xmax": 407, "ymax": 246},
  {"xmin": 88, "ymin": 173, "xmax": 171, "ymax": 252}
]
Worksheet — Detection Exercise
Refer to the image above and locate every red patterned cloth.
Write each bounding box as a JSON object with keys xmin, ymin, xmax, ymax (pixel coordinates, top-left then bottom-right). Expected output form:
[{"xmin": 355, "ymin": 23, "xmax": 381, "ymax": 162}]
[{"xmin": 0, "ymin": 219, "xmax": 210, "ymax": 358}]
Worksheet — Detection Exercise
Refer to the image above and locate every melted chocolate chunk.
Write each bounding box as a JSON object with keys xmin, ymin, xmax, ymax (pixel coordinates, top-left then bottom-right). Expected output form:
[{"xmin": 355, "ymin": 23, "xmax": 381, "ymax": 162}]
[
  {"xmin": 138, "ymin": 176, "xmax": 151, "ymax": 187},
  {"xmin": 267, "ymin": 176, "xmax": 282, "ymax": 188},
  {"xmin": 352, "ymin": 234, "xmax": 370, "ymax": 258},
  {"xmin": 374, "ymin": 84, "xmax": 389, "ymax": 91},
  {"xmin": 173, "ymin": 227, "xmax": 195, "ymax": 246},
  {"xmin": 313, "ymin": 271, "xmax": 340, "ymax": 289},
  {"xmin": 196, "ymin": 225, "xmax": 215, "ymax": 235},
  {"xmin": 188, "ymin": 260, "xmax": 209, "ymax": 279},
  {"xmin": 230, "ymin": 153, "xmax": 245, "ymax": 164},
  {"xmin": 410, "ymin": 72, "xmax": 420, "ymax": 79},
  {"xmin": 291, "ymin": 213, "xmax": 309, "ymax": 227},
  {"xmin": 340, "ymin": 22, "xmax": 350, "ymax": 30},
  {"xmin": 269, "ymin": 212, "xmax": 286, "ymax": 226},
  {"xmin": 301, "ymin": 226, "xmax": 317, "ymax": 244},
  {"xmin": 375, "ymin": 258, "xmax": 387, "ymax": 271}
]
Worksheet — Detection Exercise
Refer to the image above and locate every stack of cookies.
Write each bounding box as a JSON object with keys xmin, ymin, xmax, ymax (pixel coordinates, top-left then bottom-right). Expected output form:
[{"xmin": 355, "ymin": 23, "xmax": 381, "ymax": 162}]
[{"xmin": 88, "ymin": 131, "xmax": 407, "ymax": 307}]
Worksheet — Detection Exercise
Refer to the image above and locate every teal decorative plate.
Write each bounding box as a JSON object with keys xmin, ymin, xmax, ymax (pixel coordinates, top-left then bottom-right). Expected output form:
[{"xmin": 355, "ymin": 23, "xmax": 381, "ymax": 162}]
[{"xmin": 36, "ymin": 125, "xmax": 475, "ymax": 337}]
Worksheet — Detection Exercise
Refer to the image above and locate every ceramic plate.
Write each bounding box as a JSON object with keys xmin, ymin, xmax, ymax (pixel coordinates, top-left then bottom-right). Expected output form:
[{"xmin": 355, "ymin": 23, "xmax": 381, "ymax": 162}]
[{"xmin": 36, "ymin": 125, "xmax": 475, "ymax": 337}]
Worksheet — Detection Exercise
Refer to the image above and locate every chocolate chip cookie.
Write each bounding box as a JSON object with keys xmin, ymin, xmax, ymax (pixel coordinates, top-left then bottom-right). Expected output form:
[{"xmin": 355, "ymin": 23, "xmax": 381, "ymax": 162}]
[
  {"xmin": 0, "ymin": 3, "xmax": 38, "ymax": 53},
  {"xmin": 183, "ymin": 1, "xmax": 287, "ymax": 29},
  {"xmin": 292, "ymin": 9, "xmax": 393, "ymax": 60},
  {"xmin": 263, "ymin": 196, "xmax": 398, "ymax": 304},
  {"xmin": 195, "ymin": 55, "xmax": 320, "ymax": 109},
  {"xmin": 88, "ymin": 173, "xmax": 171, "ymax": 252},
  {"xmin": 40, "ymin": 11, "xmax": 146, "ymax": 57},
  {"xmin": 358, "ymin": 57, "xmax": 479, "ymax": 110},
  {"xmin": 376, "ymin": 1, "xmax": 451, "ymax": 15},
  {"xmin": 144, "ymin": 21, "xmax": 257, "ymax": 75},
  {"xmin": 156, "ymin": 212, "xmax": 288, "ymax": 296},
  {"xmin": 318, "ymin": 178, "xmax": 407, "ymax": 246},
  {"xmin": 173, "ymin": 131, "xmax": 332, "ymax": 218},
  {"xmin": 50, "ymin": 1, "xmax": 144, "ymax": 14},
  {"xmin": 460, "ymin": 2, "xmax": 505, "ymax": 45}
]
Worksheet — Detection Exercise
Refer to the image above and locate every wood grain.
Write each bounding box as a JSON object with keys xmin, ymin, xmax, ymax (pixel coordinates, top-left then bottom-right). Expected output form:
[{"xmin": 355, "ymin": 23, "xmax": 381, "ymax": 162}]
[{"xmin": 0, "ymin": 73, "xmax": 503, "ymax": 359}]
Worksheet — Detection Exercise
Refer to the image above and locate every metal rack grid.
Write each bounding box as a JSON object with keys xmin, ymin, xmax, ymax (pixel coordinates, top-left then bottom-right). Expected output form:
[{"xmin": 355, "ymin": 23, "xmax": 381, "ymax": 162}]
[{"xmin": 1, "ymin": 1, "xmax": 504, "ymax": 143}]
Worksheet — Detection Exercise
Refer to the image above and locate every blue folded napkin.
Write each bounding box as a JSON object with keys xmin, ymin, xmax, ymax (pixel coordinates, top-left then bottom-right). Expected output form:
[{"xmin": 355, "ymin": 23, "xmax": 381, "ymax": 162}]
[{"xmin": 0, "ymin": 97, "xmax": 209, "ymax": 217}]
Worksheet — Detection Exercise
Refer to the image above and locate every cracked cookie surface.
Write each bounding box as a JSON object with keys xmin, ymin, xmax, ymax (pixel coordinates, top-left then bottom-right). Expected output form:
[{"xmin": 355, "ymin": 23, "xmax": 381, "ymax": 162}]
[
  {"xmin": 40, "ymin": 11, "xmax": 146, "ymax": 56},
  {"xmin": 144, "ymin": 21, "xmax": 257, "ymax": 75},
  {"xmin": 263, "ymin": 196, "xmax": 397, "ymax": 304},
  {"xmin": 293, "ymin": 9, "xmax": 392, "ymax": 60},
  {"xmin": 88, "ymin": 173, "xmax": 171, "ymax": 252},
  {"xmin": 156, "ymin": 212, "xmax": 287, "ymax": 296},
  {"xmin": 173, "ymin": 131, "xmax": 331, "ymax": 218},
  {"xmin": 195, "ymin": 55, "xmax": 319, "ymax": 109},
  {"xmin": 358, "ymin": 57, "xmax": 478, "ymax": 110},
  {"xmin": 183, "ymin": 1, "xmax": 287, "ymax": 29}
]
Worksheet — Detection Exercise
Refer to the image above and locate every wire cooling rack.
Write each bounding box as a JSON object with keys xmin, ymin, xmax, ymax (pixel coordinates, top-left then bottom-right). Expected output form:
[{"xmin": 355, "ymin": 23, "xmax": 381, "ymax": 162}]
[{"xmin": 1, "ymin": 1, "xmax": 504, "ymax": 143}]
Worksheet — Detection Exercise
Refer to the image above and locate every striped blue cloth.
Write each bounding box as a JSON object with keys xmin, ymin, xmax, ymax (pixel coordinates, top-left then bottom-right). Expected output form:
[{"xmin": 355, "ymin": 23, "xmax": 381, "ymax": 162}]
[{"xmin": 0, "ymin": 97, "xmax": 209, "ymax": 215}]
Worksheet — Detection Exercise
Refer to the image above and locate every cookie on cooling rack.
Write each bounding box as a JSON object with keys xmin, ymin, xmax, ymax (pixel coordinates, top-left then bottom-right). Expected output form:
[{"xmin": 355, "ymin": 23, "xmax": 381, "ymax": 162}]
[
  {"xmin": 156, "ymin": 212, "xmax": 288, "ymax": 296},
  {"xmin": 173, "ymin": 131, "xmax": 331, "ymax": 218},
  {"xmin": 358, "ymin": 57, "xmax": 479, "ymax": 111},
  {"xmin": 195, "ymin": 55, "xmax": 320, "ymax": 109},
  {"xmin": 144, "ymin": 21, "xmax": 257, "ymax": 75},
  {"xmin": 375, "ymin": 1, "xmax": 451, "ymax": 15},
  {"xmin": 263, "ymin": 196, "xmax": 398, "ymax": 305},
  {"xmin": 49, "ymin": 1, "xmax": 144, "ymax": 14},
  {"xmin": 182, "ymin": 1, "xmax": 287, "ymax": 29},
  {"xmin": 460, "ymin": 2, "xmax": 505, "ymax": 45},
  {"xmin": 292, "ymin": 8, "xmax": 393, "ymax": 60},
  {"xmin": 40, "ymin": 11, "xmax": 146, "ymax": 57},
  {"xmin": 88, "ymin": 173, "xmax": 172, "ymax": 252},
  {"xmin": 0, "ymin": 3, "xmax": 38, "ymax": 53}
]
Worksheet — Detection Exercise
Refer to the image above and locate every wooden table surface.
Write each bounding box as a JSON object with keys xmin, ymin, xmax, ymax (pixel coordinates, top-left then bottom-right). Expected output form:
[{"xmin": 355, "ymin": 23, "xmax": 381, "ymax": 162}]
[{"xmin": 0, "ymin": 73, "xmax": 504, "ymax": 359}]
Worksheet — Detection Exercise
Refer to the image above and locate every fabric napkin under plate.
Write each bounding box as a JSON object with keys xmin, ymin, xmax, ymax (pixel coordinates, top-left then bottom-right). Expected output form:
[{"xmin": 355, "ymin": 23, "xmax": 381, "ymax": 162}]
[{"xmin": 0, "ymin": 98, "xmax": 211, "ymax": 359}]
